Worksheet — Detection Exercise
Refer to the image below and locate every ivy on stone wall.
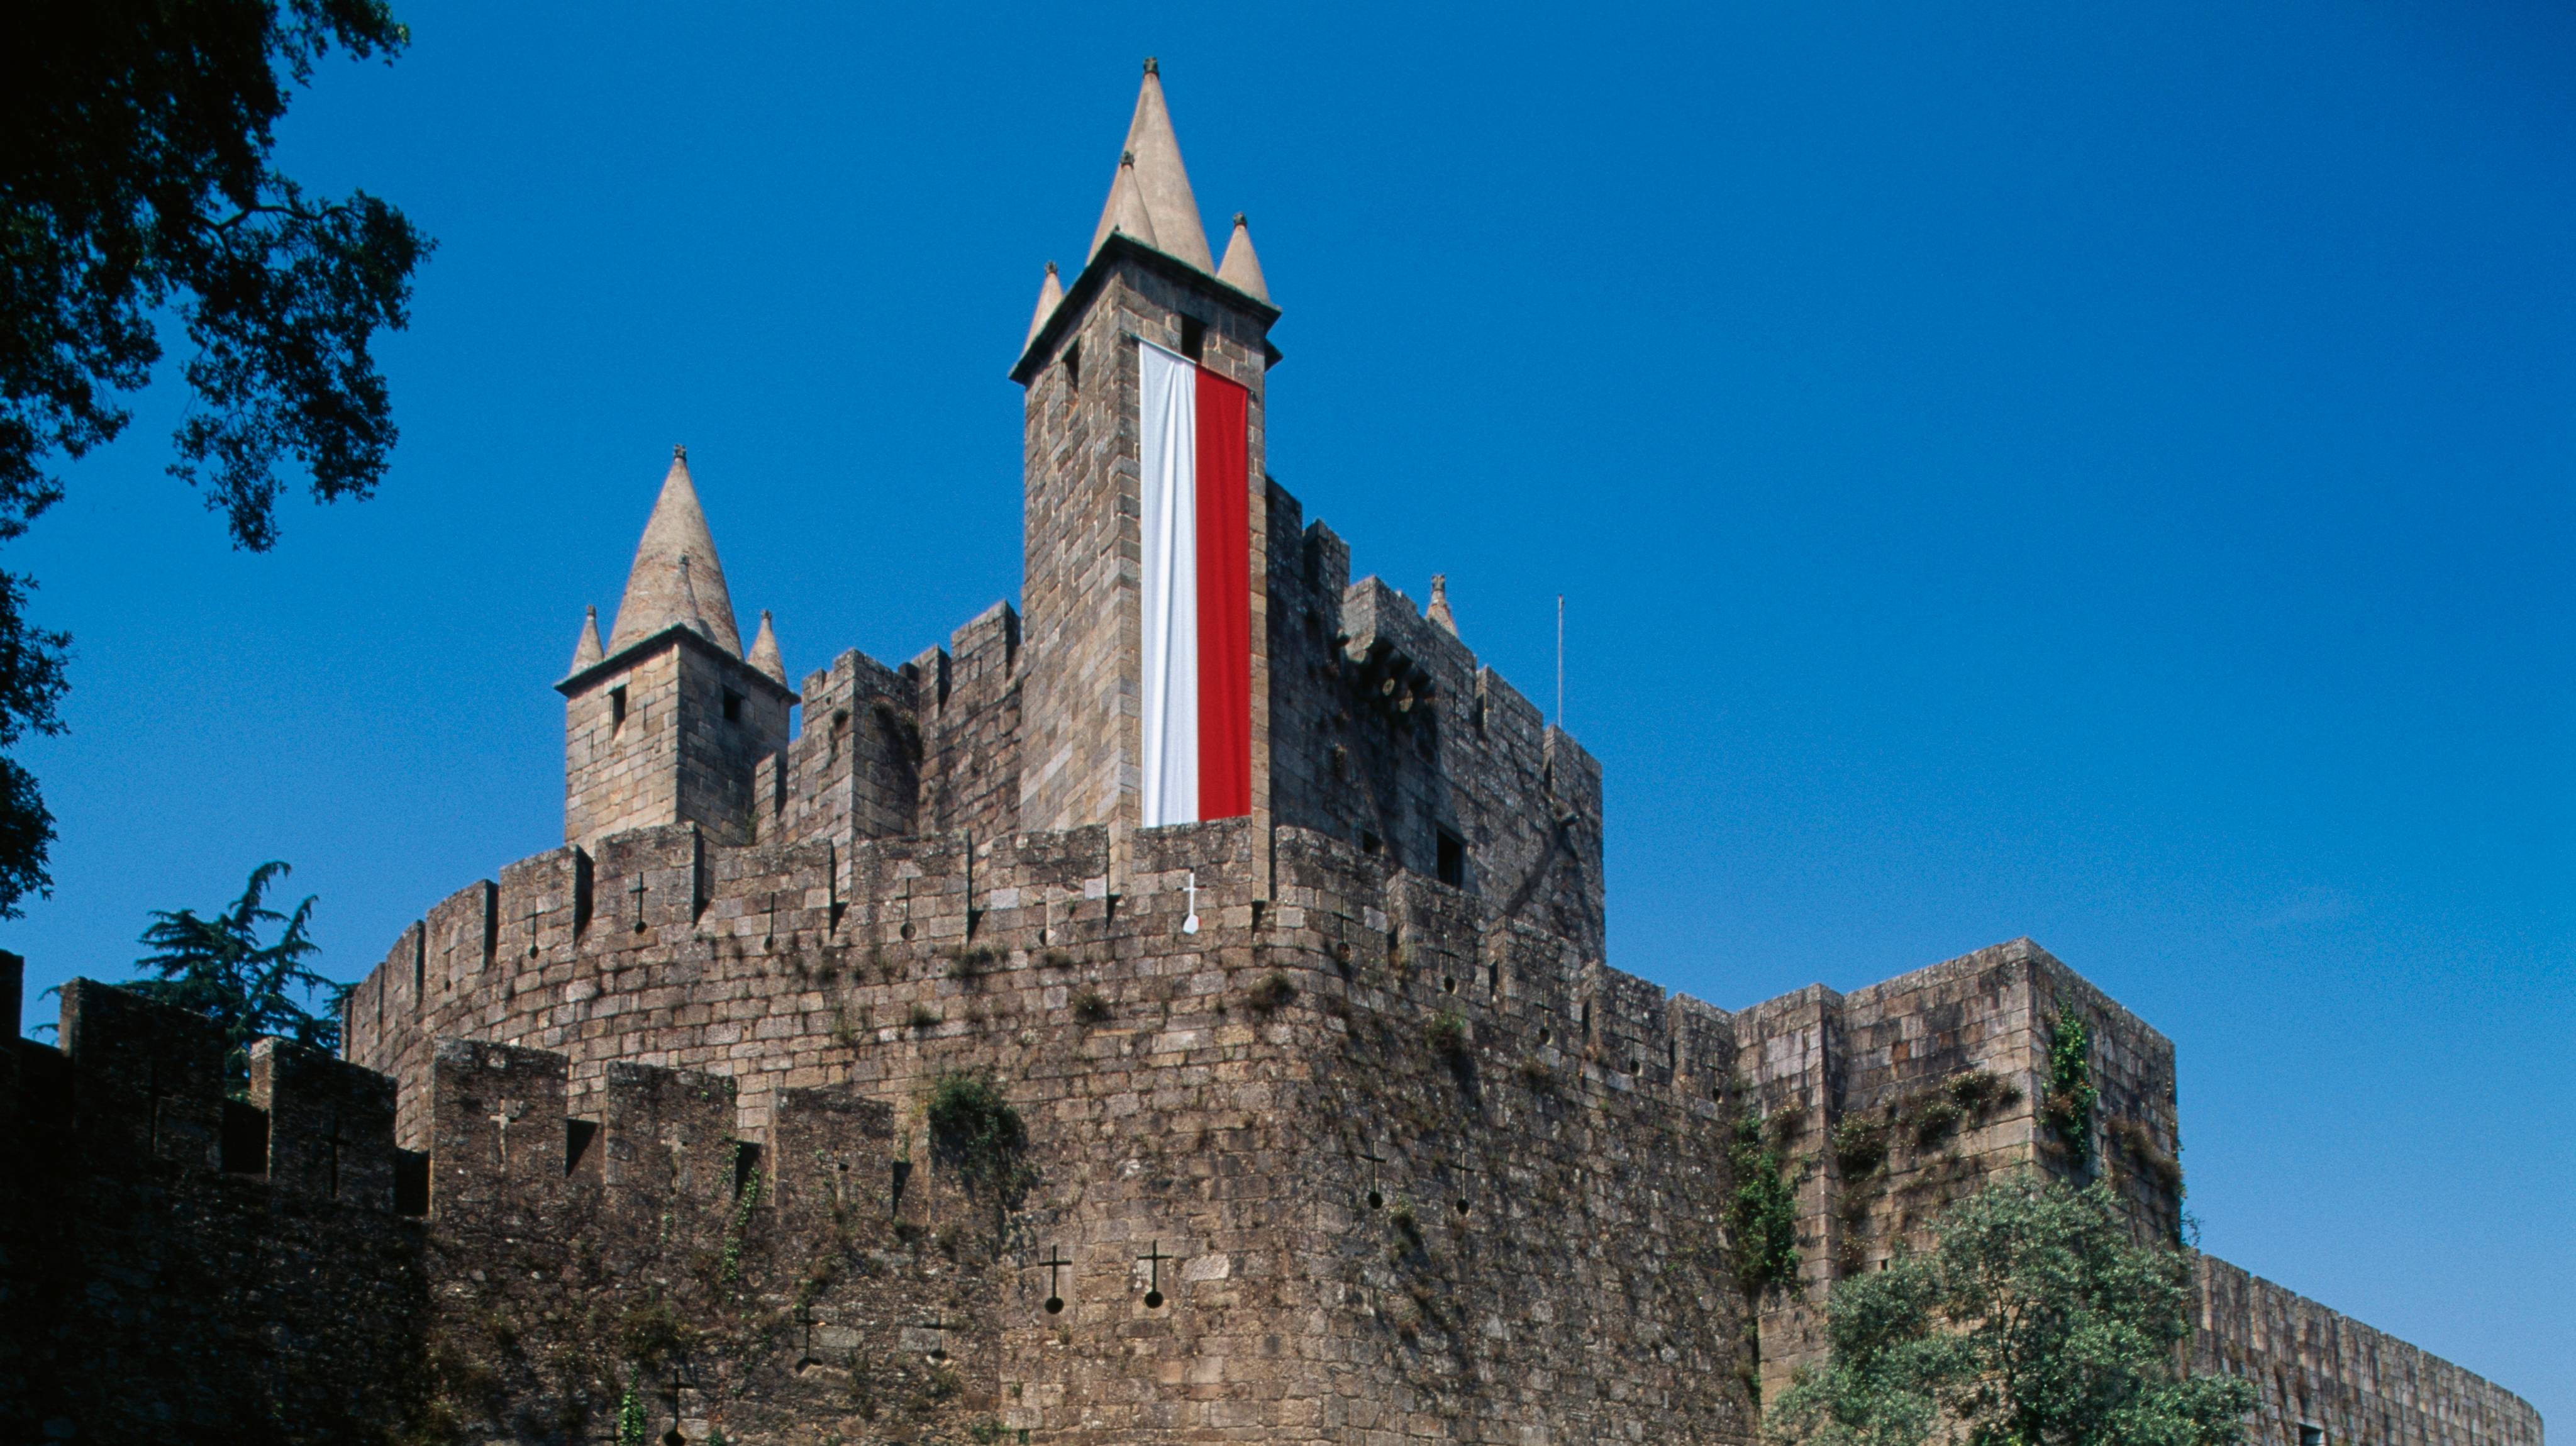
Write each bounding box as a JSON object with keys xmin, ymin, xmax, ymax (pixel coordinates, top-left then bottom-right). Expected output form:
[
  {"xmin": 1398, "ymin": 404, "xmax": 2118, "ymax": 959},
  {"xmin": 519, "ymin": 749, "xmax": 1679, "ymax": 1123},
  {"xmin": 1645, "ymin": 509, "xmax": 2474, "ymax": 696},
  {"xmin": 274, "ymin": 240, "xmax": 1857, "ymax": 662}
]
[
  {"xmin": 1728, "ymin": 1106, "xmax": 1801, "ymax": 1302},
  {"xmin": 927, "ymin": 1071, "xmax": 1031, "ymax": 1203},
  {"xmin": 2043, "ymin": 1016, "xmax": 2098, "ymax": 1172}
]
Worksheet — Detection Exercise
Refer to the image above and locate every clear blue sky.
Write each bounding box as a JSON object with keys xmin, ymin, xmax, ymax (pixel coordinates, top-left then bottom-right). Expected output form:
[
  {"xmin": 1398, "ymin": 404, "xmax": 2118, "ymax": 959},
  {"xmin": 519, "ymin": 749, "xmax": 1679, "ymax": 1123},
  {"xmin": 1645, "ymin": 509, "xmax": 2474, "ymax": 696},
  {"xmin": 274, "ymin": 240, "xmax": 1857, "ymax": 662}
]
[{"xmin": 10, "ymin": 0, "xmax": 2570, "ymax": 1418}]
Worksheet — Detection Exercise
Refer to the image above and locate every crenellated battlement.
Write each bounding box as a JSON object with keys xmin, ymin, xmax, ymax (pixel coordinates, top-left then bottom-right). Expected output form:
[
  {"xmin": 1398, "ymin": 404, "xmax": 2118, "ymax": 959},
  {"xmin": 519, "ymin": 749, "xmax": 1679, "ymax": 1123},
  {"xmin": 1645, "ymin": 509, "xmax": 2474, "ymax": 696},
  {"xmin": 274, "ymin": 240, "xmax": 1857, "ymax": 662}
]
[{"xmin": 4, "ymin": 971, "xmax": 404, "ymax": 1204}]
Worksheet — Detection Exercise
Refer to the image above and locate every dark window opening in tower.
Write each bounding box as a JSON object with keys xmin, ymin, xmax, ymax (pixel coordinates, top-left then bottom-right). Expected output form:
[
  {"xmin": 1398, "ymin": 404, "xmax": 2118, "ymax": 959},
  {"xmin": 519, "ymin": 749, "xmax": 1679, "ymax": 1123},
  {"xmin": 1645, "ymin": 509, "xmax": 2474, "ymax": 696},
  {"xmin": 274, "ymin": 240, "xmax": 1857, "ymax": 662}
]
[
  {"xmin": 1180, "ymin": 315, "xmax": 1206, "ymax": 360},
  {"xmin": 723, "ymin": 687, "xmax": 743, "ymax": 723},
  {"xmin": 1063, "ymin": 340, "xmax": 1081, "ymax": 392},
  {"xmin": 1437, "ymin": 829, "xmax": 1466, "ymax": 887},
  {"xmin": 609, "ymin": 686, "xmax": 628, "ymax": 731}
]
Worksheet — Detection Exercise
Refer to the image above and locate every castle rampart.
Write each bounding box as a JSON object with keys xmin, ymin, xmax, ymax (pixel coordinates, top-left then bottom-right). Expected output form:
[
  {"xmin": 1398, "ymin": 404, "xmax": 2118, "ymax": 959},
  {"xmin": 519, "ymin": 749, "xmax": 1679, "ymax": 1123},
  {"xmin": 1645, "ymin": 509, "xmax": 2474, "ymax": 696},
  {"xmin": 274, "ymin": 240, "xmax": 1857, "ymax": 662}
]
[{"xmin": 2197, "ymin": 1257, "xmax": 2543, "ymax": 1446}]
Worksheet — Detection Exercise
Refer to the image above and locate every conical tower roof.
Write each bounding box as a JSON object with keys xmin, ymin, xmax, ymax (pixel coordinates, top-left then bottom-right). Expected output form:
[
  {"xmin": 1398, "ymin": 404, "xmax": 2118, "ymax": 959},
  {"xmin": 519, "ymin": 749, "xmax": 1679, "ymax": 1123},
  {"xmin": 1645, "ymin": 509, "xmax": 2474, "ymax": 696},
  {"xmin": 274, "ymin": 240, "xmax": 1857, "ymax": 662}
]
[
  {"xmin": 1026, "ymin": 261, "xmax": 1065, "ymax": 350},
  {"xmin": 1086, "ymin": 59, "xmax": 1213, "ymax": 272},
  {"xmin": 1217, "ymin": 213, "xmax": 1269, "ymax": 303},
  {"xmin": 748, "ymin": 611, "xmax": 786, "ymax": 684},
  {"xmin": 1427, "ymin": 574, "xmax": 1458, "ymax": 636},
  {"xmin": 569, "ymin": 605, "xmax": 605, "ymax": 672},
  {"xmin": 608, "ymin": 447, "xmax": 743, "ymax": 657},
  {"xmin": 1089, "ymin": 151, "xmax": 1158, "ymax": 262}
]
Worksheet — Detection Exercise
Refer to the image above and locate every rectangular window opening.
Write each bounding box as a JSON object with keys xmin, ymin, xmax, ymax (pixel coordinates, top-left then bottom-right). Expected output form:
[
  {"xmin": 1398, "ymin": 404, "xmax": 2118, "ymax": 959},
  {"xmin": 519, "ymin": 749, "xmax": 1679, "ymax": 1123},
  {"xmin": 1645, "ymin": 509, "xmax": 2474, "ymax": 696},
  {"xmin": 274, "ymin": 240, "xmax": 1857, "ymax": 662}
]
[
  {"xmin": 1436, "ymin": 829, "xmax": 1466, "ymax": 887},
  {"xmin": 732, "ymin": 1140, "xmax": 762, "ymax": 1199},
  {"xmin": 220, "ymin": 1099, "xmax": 269, "ymax": 1175},
  {"xmin": 1179, "ymin": 315, "xmax": 1206, "ymax": 360},
  {"xmin": 1063, "ymin": 340, "xmax": 1081, "ymax": 391},
  {"xmin": 609, "ymin": 685, "xmax": 628, "ymax": 731},
  {"xmin": 722, "ymin": 687, "xmax": 743, "ymax": 723},
  {"xmin": 565, "ymin": 1118, "xmax": 599, "ymax": 1177},
  {"xmin": 394, "ymin": 1148, "xmax": 430, "ymax": 1216}
]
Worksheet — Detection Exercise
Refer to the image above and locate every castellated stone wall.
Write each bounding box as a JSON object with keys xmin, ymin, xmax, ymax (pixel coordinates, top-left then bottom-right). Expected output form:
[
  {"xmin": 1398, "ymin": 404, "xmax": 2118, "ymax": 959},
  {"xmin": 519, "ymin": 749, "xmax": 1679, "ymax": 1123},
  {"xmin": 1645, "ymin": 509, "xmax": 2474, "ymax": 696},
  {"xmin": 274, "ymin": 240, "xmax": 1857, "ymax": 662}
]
[
  {"xmin": 1, "ymin": 965, "xmax": 428, "ymax": 1443},
  {"xmin": 342, "ymin": 815, "xmax": 1761, "ymax": 1443},
  {"xmin": 769, "ymin": 599, "xmax": 1026, "ymax": 852},
  {"xmin": 1728, "ymin": 938, "xmax": 2187, "ymax": 1396},
  {"xmin": 2194, "ymin": 1258, "xmax": 2542, "ymax": 1446},
  {"xmin": 1264, "ymin": 484, "xmax": 1607, "ymax": 959}
]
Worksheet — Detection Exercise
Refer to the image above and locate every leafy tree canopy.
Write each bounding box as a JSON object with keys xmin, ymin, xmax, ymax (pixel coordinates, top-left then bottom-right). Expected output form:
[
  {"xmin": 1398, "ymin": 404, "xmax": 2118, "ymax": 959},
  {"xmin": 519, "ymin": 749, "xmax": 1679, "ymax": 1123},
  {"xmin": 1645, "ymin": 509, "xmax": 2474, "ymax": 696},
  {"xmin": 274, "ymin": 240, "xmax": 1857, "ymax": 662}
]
[
  {"xmin": 0, "ymin": 0, "xmax": 431, "ymax": 915},
  {"xmin": 126, "ymin": 860, "xmax": 348, "ymax": 1089},
  {"xmin": 1769, "ymin": 1174, "xmax": 2256, "ymax": 1446}
]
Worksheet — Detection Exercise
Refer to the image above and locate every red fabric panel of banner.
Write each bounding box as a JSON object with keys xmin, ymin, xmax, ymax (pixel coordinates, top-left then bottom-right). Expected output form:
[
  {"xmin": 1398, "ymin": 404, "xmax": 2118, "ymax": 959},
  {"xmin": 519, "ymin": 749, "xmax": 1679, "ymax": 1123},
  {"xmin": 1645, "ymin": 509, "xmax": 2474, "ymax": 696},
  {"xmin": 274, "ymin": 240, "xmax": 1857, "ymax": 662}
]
[{"xmin": 1193, "ymin": 367, "xmax": 1252, "ymax": 820}]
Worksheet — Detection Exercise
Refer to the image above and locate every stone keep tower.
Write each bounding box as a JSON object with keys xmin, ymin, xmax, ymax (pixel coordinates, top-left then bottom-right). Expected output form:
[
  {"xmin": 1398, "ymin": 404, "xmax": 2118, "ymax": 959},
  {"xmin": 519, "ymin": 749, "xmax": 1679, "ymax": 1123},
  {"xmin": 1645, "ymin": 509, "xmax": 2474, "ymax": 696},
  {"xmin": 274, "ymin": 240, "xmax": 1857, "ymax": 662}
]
[
  {"xmin": 1011, "ymin": 58, "xmax": 1283, "ymax": 847},
  {"xmin": 557, "ymin": 448, "xmax": 797, "ymax": 849}
]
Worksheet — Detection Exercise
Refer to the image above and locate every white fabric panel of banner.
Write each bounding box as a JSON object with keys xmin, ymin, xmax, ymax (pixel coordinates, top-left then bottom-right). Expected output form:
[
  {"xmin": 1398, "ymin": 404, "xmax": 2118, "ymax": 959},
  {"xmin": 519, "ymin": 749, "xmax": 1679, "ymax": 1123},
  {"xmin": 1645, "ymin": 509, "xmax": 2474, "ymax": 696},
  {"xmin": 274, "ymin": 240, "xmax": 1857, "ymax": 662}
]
[{"xmin": 1138, "ymin": 341, "xmax": 1199, "ymax": 827}]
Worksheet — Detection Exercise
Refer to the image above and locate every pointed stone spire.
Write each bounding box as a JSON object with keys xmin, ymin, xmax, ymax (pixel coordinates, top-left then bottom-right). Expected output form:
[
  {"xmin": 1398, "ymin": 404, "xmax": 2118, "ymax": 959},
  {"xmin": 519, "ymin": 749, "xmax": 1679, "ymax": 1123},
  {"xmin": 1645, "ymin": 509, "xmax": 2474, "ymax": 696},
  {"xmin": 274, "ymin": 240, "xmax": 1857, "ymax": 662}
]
[
  {"xmin": 1089, "ymin": 151, "xmax": 1158, "ymax": 262},
  {"xmin": 569, "ymin": 605, "xmax": 604, "ymax": 672},
  {"xmin": 608, "ymin": 446, "xmax": 744, "ymax": 657},
  {"xmin": 1216, "ymin": 213, "xmax": 1270, "ymax": 303},
  {"xmin": 1427, "ymin": 574, "xmax": 1458, "ymax": 636},
  {"xmin": 1087, "ymin": 58, "xmax": 1213, "ymax": 272},
  {"xmin": 1026, "ymin": 261, "xmax": 1065, "ymax": 350},
  {"xmin": 748, "ymin": 610, "xmax": 786, "ymax": 684}
]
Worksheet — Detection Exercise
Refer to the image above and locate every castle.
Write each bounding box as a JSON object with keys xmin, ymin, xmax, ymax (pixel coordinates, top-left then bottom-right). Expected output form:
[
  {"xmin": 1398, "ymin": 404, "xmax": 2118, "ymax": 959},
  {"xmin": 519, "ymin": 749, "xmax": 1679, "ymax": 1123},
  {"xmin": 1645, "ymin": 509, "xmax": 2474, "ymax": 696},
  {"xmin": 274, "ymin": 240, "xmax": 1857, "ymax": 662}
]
[{"xmin": 0, "ymin": 62, "xmax": 2544, "ymax": 1446}]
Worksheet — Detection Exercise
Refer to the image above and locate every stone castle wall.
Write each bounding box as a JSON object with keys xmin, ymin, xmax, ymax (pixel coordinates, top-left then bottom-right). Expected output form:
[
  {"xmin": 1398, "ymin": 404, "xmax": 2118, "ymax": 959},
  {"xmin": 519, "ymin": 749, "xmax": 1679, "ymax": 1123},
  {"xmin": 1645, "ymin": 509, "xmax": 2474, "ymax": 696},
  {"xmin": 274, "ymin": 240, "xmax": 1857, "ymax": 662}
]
[
  {"xmin": 2196, "ymin": 1257, "xmax": 2543, "ymax": 1446},
  {"xmin": 340, "ymin": 812, "xmax": 1758, "ymax": 1442},
  {"xmin": 1724, "ymin": 938, "xmax": 2187, "ymax": 1394},
  {"xmin": 0, "ymin": 964, "xmax": 428, "ymax": 1443}
]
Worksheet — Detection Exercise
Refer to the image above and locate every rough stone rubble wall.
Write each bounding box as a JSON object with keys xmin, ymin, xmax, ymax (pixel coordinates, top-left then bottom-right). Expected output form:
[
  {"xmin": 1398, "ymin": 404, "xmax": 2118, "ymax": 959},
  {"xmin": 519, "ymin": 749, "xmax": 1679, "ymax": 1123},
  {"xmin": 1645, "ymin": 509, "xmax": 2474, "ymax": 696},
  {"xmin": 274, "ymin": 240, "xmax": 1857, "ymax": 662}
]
[
  {"xmin": 1727, "ymin": 939, "xmax": 2186, "ymax": 1396},
  {"xmin": 2195, "ymin": 1256, "xmax": 2544, "ymax": 1446},
  {"xmin": 0, "ymin": 964, "xmax": 426, "ymax": 1443},
  {"xmin": 343, "ymin": 816, "xmax": 1768, "ymax": 1442}
]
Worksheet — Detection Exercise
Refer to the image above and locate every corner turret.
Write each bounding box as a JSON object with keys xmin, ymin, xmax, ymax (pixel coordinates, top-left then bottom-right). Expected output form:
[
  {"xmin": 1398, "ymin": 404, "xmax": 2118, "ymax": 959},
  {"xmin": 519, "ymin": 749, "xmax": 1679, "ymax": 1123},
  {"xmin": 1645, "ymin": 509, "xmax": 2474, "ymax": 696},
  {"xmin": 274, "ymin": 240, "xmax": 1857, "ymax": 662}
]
[{"xmin": 557, "ymin": 448, "xmax": 796, "ymax": 850}]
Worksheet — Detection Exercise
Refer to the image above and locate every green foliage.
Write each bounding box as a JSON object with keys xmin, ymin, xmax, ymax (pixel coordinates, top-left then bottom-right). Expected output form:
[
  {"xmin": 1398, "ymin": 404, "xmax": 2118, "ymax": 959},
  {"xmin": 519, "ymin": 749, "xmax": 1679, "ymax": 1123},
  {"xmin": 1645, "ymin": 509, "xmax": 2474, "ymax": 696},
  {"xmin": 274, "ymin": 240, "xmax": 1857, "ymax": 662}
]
[
  {"xmin": 122, "ymin": 860, "xmax": 346, "ymax": 1089},
  {"xmin": 1247, "ymin": 970, "xmax": 1297, "ymax": 1015},
  {"xmin": 614, "ymin": 1377, "xmax": 648, "ymax": 1446},
  {"xmin": 1072, "ymin": 987, "xmax": 1111, "ymax": 1025},
  {"xmin": 0, "ymin": 1, "xmax": 432, "ymax": 915},
  {"xmin": 1730, "ymin": 1106, "xmax": 1802, "ymax": 1301},
  {"xmin": 926, "ymin": 1070, "xmax": 1029, "ymax": 1197},
  {"xmin": 2043, "ymin": 1017, "xmax": 2099, "ymax": 1171},
  {"xmin": 1768, "ymin": 1175, "xmax": 2256, "ymax": 1446},
  {"xmin": 718, "ymin": 1159, "xmax": 763, "ymax": 1282},
  {"xmin": 1425, "ymin": 1010, "xmax": 1469, "ymax": 1059}
]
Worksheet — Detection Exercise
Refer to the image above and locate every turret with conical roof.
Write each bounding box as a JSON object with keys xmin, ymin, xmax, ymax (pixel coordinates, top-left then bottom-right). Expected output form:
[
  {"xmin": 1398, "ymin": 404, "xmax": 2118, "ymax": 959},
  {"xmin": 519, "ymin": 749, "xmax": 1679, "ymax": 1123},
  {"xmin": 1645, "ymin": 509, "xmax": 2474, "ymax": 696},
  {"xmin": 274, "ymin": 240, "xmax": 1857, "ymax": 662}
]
[
  {"xmin": 608, "ymin": 447, "xmax": 742, "ymax": 657},
  {"xmin": 557, "ymin": 449, "xmax": 797, "ymax": 852},
  {"xmin": 1217, "ymin": 213, "xmax": 1270, "ymax": 304},
  {"xmin": 1085, "ymin": 58, "xmax": 1213, "ymax": 272},
  {"xmin": 1011, "ymin": 59, "xmax": 1284, "ymax": 843}
]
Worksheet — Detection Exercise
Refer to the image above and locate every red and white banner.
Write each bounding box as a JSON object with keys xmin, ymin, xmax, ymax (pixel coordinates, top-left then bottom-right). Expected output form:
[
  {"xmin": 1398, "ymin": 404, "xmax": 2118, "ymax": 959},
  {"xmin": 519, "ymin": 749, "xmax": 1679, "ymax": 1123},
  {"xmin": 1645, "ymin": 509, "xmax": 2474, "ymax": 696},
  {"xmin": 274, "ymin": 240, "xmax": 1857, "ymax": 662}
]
[{"xmin": 1138, "ymin": 340, "xmax": 1250, "ymax": 826}]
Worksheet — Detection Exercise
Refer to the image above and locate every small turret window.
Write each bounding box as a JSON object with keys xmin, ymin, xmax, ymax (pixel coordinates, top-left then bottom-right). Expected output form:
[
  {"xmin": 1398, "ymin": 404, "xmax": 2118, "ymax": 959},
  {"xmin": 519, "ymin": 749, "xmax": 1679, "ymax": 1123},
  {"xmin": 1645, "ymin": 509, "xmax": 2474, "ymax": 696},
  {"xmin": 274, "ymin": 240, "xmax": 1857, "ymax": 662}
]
[
  {"xmin": 1064, "ymin": 340, "xmax": 1081, "ymax": 392},
  {"xmin": 722, "ymin": 687, "xmax": 743, "ymax": 723},
  {"xmin": 1180, "ymin": 315, "xmax": 1206, "ymax": 360},
  {"xmin": 1436, "ymin": 829, "xmax": 1466, "ymax": 887},
  {"xmin": 609, "ymin": 686, "xmax": 628, "ymax": 732}
]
